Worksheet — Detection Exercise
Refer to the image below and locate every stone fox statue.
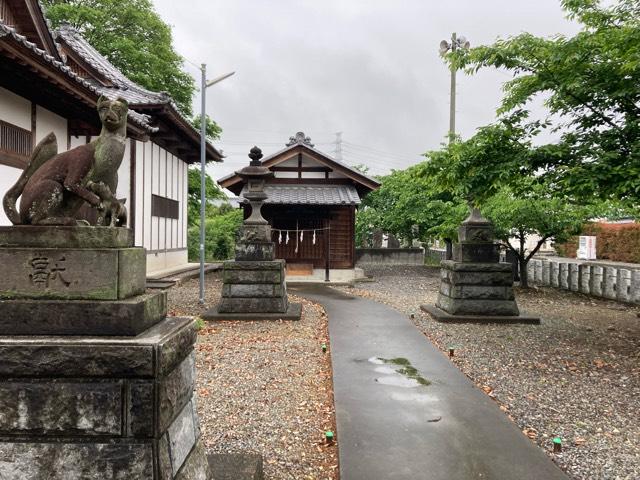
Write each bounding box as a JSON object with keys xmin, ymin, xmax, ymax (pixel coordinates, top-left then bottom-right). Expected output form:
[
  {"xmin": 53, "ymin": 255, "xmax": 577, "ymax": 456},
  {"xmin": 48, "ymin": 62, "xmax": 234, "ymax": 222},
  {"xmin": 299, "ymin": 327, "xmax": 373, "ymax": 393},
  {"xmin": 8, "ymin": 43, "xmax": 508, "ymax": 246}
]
[{"xmin": 3, "ymin": 96, "xmax": 128, "ymax": 227}]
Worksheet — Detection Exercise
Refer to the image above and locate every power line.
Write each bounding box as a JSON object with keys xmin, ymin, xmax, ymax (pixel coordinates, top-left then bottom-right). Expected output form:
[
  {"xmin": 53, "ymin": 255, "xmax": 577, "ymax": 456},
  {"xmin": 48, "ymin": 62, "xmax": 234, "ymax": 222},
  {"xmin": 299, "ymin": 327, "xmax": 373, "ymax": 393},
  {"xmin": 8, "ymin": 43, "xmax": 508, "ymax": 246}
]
[
  {"xmin": 341, "ymin": 147, "xmax": 421, "ymax": 165},
  {"xmin": 339, "ymin": 151, "xmax": 410, "ymax": 170},
  {"xmin": 342, "ymin": 141, "xmax": 422, "ymax": 160},
  {"xmin": 333, "ymin": 132, "xmax": 343, "ymax": 162}
]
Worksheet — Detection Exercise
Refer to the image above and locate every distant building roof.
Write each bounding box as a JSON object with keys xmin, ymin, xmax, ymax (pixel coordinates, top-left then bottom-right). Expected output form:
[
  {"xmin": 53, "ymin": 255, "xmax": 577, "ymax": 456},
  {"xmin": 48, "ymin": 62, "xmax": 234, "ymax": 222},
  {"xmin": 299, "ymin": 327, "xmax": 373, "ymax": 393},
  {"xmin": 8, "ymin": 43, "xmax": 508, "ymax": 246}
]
[{"xmin": 241, "ymin": 184, "xmax": 361, "ymax": 206}]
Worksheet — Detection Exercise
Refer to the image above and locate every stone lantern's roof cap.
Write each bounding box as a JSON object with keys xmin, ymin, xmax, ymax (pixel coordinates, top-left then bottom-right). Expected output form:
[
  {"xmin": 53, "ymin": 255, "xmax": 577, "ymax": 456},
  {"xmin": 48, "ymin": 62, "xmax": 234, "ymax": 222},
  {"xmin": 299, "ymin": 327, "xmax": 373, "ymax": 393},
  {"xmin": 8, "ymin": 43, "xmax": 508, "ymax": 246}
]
[
  {"xmin": 235, "ymin": 146, "xmax": 274, "ymax": 180},
  {"xmin": 462, "ymin": 207, "xmax": 492, "ymax": 225}
]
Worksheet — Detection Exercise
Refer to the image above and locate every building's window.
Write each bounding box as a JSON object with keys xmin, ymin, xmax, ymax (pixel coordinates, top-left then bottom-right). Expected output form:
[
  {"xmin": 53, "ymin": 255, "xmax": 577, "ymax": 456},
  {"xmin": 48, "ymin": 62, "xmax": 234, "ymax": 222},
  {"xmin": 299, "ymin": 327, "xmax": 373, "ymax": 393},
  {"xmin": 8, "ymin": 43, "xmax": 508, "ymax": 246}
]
[
  {"xmin": 0, "ymin": 120, "xmax": 32, "ymax": 157},
  {"xmin": 151, "ymin": 194, "xmax": 180, "ymax": 219}
]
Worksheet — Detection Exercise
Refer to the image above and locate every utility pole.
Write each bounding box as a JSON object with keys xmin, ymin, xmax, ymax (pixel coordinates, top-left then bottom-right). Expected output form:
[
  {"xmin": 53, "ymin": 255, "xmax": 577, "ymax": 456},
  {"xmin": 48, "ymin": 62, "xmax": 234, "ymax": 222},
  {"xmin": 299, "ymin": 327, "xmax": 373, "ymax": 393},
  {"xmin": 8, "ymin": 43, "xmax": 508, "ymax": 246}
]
[
  {"xmin": 334, "ymin": 132, "xmax": 343, "ymax": 161},
  {"xmin": 449, "ymin": 32, "xmax": 457, "ymax": 140},
  {"xmin": 439, "ymin": 33, "xmax": 470, "ymax": 260},
  {"xmin": 198, "ymin": 65, "xmax": 235, "ymax": 304},
  {"xmin": 439, "ymin": 33, "xmax": 470, "ymax": 143}
]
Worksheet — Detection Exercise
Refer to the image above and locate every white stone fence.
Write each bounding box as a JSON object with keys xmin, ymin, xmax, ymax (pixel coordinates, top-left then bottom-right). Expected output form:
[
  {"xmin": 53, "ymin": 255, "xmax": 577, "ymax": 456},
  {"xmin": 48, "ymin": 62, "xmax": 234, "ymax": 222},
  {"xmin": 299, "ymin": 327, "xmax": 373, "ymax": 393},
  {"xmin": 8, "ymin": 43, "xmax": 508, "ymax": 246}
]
[{"xmin": 527, "ymin": 258, "xmax": 640, "ymax": 304}]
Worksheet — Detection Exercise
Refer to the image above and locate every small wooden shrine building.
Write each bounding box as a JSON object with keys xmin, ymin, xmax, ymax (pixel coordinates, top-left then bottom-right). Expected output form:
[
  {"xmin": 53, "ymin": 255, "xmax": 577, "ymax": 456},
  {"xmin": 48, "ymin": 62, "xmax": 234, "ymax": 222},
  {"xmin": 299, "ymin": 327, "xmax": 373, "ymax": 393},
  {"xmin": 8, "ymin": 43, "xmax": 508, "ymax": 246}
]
[{"xmin": 219, "ymin": 132, "xmax": 380, "ymax": 272}]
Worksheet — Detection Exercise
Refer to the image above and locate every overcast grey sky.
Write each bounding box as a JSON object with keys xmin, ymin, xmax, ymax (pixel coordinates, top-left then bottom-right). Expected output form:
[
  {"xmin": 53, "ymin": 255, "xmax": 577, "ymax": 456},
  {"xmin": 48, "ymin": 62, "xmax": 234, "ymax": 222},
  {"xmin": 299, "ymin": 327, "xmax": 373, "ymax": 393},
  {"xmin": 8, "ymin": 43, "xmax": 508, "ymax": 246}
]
[{"xmin": 152, "ymin": 0, "xmax": 580, "ymax": 180}]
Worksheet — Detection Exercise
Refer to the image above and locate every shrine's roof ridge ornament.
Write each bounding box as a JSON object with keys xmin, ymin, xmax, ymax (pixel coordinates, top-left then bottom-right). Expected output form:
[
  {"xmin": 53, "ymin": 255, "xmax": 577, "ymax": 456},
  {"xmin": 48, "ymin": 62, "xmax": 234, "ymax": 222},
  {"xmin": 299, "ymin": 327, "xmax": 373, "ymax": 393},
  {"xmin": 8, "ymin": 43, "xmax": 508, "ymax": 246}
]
[{"xmin": 286, "ymin": 131, "xmax": 314, "ymax": 148}]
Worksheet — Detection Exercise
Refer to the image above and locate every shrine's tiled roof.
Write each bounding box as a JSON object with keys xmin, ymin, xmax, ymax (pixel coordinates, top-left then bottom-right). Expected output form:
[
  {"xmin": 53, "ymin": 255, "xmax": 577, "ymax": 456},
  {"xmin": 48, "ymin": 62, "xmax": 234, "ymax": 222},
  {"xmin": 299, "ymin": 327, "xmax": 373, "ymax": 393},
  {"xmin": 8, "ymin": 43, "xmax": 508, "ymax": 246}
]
[{"xmin": 241, "ymin": 184, "xmax": 361, "ymax": 206}]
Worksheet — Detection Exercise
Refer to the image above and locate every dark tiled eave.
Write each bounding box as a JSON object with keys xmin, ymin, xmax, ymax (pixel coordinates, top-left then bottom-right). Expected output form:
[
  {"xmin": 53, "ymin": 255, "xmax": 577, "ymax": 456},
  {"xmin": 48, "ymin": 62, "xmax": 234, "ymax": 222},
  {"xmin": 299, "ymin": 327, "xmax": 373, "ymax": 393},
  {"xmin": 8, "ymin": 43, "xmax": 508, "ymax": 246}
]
[
  {"xmin": 0, "ymin": 22, "xmax": 157, "ymax": 134},
  {"xmin": 240, "ymin": 184, "xmax": 361, "ymax": 206}
]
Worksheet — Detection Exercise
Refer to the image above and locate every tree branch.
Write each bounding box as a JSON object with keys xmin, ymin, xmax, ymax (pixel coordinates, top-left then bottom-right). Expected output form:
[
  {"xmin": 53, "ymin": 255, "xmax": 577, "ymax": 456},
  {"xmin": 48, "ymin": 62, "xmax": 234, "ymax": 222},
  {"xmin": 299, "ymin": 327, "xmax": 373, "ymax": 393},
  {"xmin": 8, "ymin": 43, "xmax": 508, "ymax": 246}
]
[{"xmin": 525, "ymin": 235, "xmax": 550, "ymax": 262}]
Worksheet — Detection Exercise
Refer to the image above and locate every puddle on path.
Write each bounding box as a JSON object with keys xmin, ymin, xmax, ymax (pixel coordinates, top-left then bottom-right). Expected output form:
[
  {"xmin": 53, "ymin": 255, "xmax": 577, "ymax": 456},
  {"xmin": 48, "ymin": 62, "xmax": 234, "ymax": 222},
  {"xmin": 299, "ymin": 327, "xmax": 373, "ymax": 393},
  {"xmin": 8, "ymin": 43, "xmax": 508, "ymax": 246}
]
[
  {"xmin": 373, "ymin": 366, "xmax": 398, "ymax": 375},
  {"xmin": 356, "ymin": 356, "xmax": 441, "ymax": 414},
  {"xmin": 376, "ymin": 375, "xmax": 424, "ymax": 388},
  {"xmin": 369, "ymin": 356, "xmax": 431, "ymax": 387},
  {"xmin": 390, "ymin": 391, "xmax": 438, "ymax": 404}
]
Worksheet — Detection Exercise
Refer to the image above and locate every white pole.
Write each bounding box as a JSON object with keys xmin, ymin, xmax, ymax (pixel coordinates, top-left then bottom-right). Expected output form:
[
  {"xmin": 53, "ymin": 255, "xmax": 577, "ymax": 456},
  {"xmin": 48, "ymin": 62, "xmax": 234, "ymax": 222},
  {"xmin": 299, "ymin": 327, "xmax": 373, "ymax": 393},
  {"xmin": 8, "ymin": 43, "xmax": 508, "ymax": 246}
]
[{"xmin": 199, "ymin": 63, "xmax": 206, "ymax": 304}]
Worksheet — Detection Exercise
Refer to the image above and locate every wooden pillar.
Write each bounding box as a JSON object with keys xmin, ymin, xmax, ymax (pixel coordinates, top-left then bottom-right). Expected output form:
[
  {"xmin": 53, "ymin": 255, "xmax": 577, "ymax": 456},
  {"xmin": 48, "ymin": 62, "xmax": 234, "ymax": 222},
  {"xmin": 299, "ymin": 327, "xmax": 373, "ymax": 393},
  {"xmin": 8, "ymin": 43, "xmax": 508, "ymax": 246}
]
[
  {"xmin": 350, "ymin": 205, "xmax": 356, "ymax": 268},
  {"xmin": 324, "ymin": 218, "xmax": 330, "ymax": 282}
]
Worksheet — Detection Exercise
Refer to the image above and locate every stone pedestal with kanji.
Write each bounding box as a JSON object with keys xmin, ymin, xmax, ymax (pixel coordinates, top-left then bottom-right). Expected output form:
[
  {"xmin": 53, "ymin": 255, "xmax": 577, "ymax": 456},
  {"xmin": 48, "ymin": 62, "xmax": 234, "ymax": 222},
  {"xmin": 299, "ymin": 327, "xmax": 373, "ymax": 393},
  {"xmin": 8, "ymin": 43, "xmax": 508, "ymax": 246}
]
[
  {"xmin": 0, "ymin": 226, "xmax": 212, "ymax": 479},
  {"xmin": 421, "ymin": 209, "xmax": 539, "ymax": 324}
]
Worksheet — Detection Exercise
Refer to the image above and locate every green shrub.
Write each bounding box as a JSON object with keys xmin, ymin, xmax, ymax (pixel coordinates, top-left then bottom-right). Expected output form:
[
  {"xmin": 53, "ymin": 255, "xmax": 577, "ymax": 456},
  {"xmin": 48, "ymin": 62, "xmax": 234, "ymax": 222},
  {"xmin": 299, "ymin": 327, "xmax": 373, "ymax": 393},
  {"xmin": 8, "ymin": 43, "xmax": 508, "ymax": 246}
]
[
  {"xmin": 188, "ymin": 209, "xmax": 243, "ymax": 262},
  {"xmin": 194, "ymin": 317, "xmax": 206, "ymax": 331}
]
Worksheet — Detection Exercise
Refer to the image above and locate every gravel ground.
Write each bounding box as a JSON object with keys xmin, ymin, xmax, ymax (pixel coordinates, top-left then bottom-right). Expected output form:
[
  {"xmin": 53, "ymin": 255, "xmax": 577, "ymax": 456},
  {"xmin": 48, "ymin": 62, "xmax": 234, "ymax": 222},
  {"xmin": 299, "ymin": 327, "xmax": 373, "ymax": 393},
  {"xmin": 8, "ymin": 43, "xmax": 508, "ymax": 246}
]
[
  {"xmin": 338, "ymin": 265, "xmax": 640, "ymax": 480},
  {"xmin": 167, "ymin": 273, "xmax": 339, "ymax": 480}
]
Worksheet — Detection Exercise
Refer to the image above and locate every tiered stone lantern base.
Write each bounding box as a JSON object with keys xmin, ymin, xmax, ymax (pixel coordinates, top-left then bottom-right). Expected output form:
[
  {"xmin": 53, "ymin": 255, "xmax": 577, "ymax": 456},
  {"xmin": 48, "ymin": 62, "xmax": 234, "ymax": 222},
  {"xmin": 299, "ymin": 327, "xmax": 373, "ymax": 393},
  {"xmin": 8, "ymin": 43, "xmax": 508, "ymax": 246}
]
[
  {"xmin": 421, "ymin": 210, "xmax": 540, "ymax": 324},
  {"xmin": 0, "ymin": 226, "xmax": 212, "ymax": 479}
]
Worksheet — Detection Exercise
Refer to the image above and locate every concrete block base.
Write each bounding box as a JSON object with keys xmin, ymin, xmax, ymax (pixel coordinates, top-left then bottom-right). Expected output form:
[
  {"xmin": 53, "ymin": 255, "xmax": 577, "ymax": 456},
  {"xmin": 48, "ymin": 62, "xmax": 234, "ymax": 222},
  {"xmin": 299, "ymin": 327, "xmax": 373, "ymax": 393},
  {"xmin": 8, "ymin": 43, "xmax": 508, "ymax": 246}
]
[
  {"xmin": 421, "ymin": 304, "xmax": 540, "ymax": 324},
  {"xmin": 0, "ymin": 292, "xmax": 166, "ymax": 336},
  {"xmin": 437, "ymin": 260, "xmax": 521, "ymax": 316},
  {"xmin": 0, "ymin": 317, "xmax": 210, "ymax": 479},
  {"xmin": 202, "ymin": 302, "xmax": 302, "ymax": 321},
  {"xmin": 219, "ymin": 259, "xmax": 290, "ymax": 314}
]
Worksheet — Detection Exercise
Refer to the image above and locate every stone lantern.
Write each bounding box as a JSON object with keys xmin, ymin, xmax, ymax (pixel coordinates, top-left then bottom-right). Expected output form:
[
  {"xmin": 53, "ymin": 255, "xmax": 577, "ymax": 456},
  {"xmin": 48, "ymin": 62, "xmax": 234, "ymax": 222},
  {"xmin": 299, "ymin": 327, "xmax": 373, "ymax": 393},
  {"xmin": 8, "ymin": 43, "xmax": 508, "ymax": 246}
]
[
  {"xmin": 234, "ymin": 146, "xmax": 275, "ymax": 261},
  {"xmin": 422, "ymin": 207, "xmax": 539, "ymax": 323},
  {"xmin": 204, "ymin": 147, "xmax": 301, "ymax": 320}
]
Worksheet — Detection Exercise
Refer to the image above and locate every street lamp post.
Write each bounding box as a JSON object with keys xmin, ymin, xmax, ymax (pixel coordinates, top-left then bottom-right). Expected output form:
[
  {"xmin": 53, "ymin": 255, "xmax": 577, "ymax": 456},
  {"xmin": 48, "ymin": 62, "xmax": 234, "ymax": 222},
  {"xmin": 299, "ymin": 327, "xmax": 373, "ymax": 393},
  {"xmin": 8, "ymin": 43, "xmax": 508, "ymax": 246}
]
[
  {"xmin": 199, "ymin": 65, "xmax": 235, "ymax": 304},
  {"xmin": 439, "ymin": 32, "xmax": 471, "ymax": 142}
]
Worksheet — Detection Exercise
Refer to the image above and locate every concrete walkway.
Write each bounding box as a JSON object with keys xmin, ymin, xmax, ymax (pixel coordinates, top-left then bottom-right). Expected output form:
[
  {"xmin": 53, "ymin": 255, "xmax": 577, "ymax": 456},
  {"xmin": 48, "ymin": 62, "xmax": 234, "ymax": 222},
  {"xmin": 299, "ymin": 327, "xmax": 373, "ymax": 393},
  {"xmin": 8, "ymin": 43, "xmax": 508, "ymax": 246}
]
[{"xmin": 291, "ymin": 285, "xmax": 569, "ymax": 480}]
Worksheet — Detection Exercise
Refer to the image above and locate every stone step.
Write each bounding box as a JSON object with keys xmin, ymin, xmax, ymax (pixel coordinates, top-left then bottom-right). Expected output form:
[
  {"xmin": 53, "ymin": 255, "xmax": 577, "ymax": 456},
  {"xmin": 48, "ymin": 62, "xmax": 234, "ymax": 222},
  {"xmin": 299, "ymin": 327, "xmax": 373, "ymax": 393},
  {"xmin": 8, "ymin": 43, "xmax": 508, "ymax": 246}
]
[
  {"xmin": 286, "ymin": 263, "xmax": 314, "ymax": 275},
  {"xmin": 208, "ymin": 453, "xmax": 264, "ymax": 480}
]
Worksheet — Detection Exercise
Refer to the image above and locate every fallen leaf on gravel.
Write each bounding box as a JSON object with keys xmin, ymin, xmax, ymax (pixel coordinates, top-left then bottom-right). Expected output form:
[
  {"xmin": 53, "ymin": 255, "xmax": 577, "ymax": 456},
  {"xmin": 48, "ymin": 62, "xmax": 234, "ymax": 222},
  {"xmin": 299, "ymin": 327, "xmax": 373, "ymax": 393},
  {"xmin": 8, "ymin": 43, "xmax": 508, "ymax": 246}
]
[
  {"xmin": 574, "ymin": 437, "xmax": 587, "ymax": 446},
  {"xmin": 593, "ymin": 359, "xmax": 607, "ymax": 368}
]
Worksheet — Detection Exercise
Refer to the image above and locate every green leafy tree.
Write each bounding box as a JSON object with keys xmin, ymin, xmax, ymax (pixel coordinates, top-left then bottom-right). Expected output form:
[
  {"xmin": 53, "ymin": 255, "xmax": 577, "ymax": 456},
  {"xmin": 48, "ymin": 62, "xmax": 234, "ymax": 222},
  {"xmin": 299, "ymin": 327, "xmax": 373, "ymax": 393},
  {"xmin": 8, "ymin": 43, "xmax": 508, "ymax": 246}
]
[
  {"xmin": 190, "ymin": 114, "xmax": 223, "ymax": 143},
  {"xmin": 423, "ymin": 113, "xmax": 544, "ymax": 204},
  {"xmin": 43, "ymin": 0, "xmax": 196, "ymax": 115},
  {"xmin": 481, "ymin": 185, "xmax": 593, "ymax": 287},
  {"xmin": 356, "ymin": 164, "xmax": 467, "ymax": 248},
  {"xmin": 187, "ymin": 209, "xmax": 243, "ymax": 261},
  {"xmin": 187, "ymin": 168, "xmax": 226, "ymax": 227},
  {"xmin": 423, "ymin": 117, "xmax": 604, "ymax": 286},
  {"xmin": 449, "ymin": 0, "xmax": 640, "ymax": 202}
]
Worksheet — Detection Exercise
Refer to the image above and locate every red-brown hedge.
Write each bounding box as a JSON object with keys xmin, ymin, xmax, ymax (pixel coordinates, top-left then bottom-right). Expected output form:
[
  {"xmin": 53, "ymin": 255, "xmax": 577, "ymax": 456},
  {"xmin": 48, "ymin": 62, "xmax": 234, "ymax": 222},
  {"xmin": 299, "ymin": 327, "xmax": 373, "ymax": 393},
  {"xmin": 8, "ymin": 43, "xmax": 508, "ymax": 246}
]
[{"xmin": 555, "ymin": 223, "xmax": 640, "ymax": 263}]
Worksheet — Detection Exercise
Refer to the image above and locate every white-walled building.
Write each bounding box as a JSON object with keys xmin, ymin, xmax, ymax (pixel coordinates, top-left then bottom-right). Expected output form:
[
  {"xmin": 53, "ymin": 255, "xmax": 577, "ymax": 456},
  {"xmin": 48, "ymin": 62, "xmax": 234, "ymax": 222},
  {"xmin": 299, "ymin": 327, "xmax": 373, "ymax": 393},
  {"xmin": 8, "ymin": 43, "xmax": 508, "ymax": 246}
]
[{"xmin": 0, "ymin": 0, "xmax": 222, "ymax": 273}]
